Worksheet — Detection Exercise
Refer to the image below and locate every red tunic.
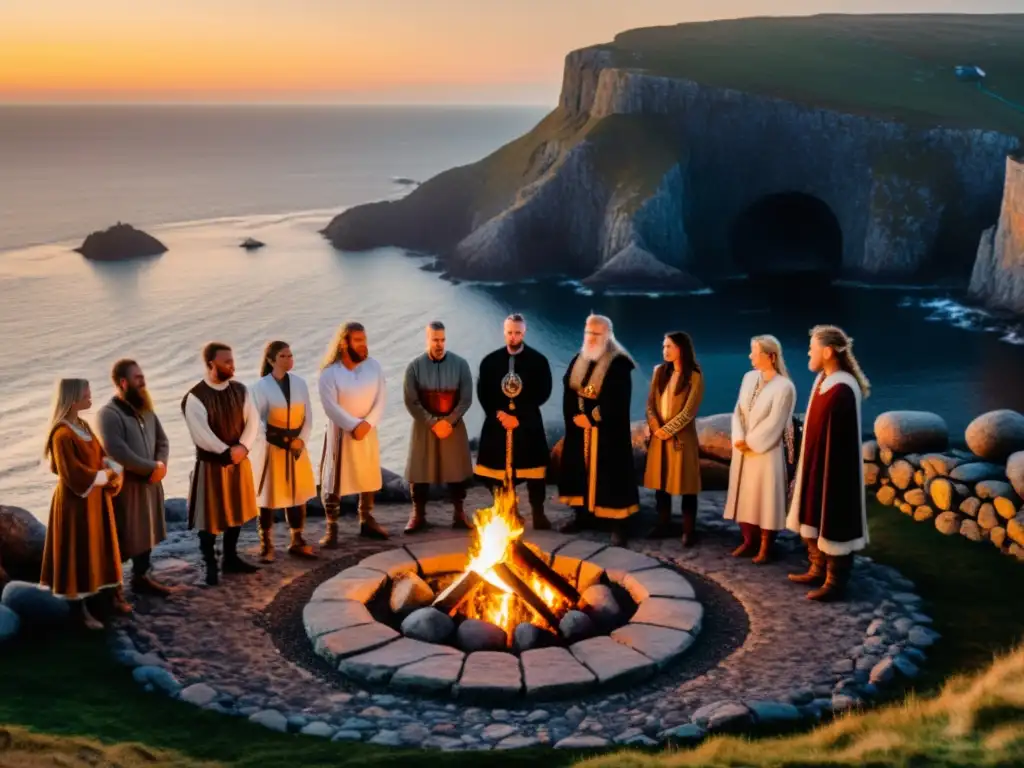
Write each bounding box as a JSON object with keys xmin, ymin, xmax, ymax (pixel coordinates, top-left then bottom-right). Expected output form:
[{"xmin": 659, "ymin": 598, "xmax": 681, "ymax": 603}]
[{"xmin": 792, "ymin": 376, "xmax": 867, "ymax": 554}]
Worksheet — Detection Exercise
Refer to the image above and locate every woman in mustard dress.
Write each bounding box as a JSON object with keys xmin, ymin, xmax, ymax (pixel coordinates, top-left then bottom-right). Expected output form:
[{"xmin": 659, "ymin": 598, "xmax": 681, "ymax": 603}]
[
  {"xmin": 249, "ymin": 341, "xmax": 318, "ymax": 562},
  {"xmin": 643, "ymin": 331, "xmax": 705, "ymax": 546},
  {"xmin": 41, "ymin": 378, "xmax": 129, "ymax": 629}
]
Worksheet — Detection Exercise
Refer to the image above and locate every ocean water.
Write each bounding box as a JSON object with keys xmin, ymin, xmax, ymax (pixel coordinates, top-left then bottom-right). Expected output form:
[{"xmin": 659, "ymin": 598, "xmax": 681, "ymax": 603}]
[{"xmin": 3, "ymin": 105, "xmax": 1024, "ymax": 522}]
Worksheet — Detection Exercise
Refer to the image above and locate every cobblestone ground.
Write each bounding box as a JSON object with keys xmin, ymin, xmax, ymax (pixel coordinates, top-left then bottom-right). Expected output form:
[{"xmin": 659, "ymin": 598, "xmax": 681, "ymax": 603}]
[{"xmin": 117, "ymin": 488, "xmax": 936, "ymax": 750}]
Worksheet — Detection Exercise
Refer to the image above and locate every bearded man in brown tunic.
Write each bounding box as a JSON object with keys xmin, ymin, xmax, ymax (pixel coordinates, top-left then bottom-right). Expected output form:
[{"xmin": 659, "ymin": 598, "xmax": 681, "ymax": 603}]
[
  {"xmin": 785, "ymin": 325, "xmax": 870, "ymax": 602},
  {"xmin": 181, "ymin": 342, "xmax": 261, "ymax": 586}
]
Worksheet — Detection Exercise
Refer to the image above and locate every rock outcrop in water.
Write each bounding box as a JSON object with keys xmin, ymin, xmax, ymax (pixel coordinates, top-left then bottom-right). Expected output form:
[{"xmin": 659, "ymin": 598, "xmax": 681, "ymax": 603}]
[
  {"xmin": 75, "ymin": 223, "xmax": 167, "ymax": 261},
  {"xmin": 323, "ymin": 18, "xmax": 1022, "ymax": 289},
  {"xmin": 969, "ymin": 152, "xmax": 1024, "ymax": 315}
]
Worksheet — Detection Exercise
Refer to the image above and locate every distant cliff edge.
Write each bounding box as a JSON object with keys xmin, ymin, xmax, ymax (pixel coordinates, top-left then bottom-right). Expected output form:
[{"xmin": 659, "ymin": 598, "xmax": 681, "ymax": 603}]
[
  {"xmin": 970, "ymin": 152, "xmax": 1024, "ymax": 314},
  {"xmin": 322, "ymin": 15, "xmax": 1024, "ymax": 292}
]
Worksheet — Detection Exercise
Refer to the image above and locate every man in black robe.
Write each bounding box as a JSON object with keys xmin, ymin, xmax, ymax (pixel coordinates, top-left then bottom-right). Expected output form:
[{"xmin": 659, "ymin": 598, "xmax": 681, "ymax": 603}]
[
  {"xmin": 474, "ymin": 313, "xmax": 553, "ymax": 529},
  {"xmin": 785, "ymin": 325, "xmax": 870, "ymax": 602},
  {"xmin": 557, "ymin": 315, "xmax": 639, "ymax": 545}
]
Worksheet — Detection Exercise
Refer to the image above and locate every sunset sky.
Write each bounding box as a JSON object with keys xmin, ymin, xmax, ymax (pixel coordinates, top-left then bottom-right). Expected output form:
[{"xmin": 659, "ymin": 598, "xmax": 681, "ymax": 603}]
[{"xmin": 2, "ymin": 0, "xmax": 1020, "ymax": 104}]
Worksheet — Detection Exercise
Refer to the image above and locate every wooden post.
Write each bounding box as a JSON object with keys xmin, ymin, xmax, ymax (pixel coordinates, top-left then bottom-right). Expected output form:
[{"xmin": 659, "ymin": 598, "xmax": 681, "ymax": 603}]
[{"xmin": 510, "ymin": 540, "xmax": 581, "ymax": 605}]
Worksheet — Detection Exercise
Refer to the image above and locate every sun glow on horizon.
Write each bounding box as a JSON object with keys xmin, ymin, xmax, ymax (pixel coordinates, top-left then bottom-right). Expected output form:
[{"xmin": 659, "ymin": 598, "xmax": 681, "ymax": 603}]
[{"xmin": 3, "ymin": 0, "xmax": 1022, "ymax": 104}]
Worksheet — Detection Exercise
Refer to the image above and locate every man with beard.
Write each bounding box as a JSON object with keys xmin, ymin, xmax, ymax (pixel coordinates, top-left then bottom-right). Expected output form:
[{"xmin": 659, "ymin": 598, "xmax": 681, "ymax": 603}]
[
  {"xmin": 403, "ymin": 321, "xmax": 474, "ymax": 533},
  {"xmin": 786, "ymin": 324, "xmax": 870, "ymax": 601},
  {"xmin": 557, "ymin": 314, "xmax": 639, "ymax": 545},
  {"xmin": 181, "ymin": 342, "xmax": 261, "ymax": 586},
  {"xmin": 474, "ymin": 313, "xmax": 553, "ymax": 529},
  {"xmin": 97, "ymin": 359, "xmax": 173, "ymax": 597},
  {"xmin": 318, "ymin": 321, "xmax": 388, "ymax": 543}
]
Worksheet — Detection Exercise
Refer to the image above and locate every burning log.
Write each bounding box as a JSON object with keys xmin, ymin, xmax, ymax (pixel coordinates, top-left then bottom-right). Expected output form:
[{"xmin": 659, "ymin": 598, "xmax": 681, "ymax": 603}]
[
  {"xmin": 491, "ymin": 562, "xmax": 561, "ymax": 632},
  {"xmin": 432, "ymin": 570, "xmax": 484, "ymax": 616},
  {"xmin": 510, "ymin": 540, "xmax": 581, "ymax": 605}
]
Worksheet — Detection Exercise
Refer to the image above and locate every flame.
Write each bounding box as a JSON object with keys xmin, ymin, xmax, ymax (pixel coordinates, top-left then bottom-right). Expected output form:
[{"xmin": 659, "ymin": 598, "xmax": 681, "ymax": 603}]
[{"xmin": 458, "ymin": 484, "xmax": 568, "ymax": 642}]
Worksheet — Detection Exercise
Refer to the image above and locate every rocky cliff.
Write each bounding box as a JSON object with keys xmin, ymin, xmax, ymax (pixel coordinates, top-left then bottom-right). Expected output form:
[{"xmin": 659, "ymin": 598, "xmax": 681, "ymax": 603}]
[
  {"xmin": 969, "ymin": 153, "xmax": 1024, "ymax": 314},
  {"xmin": 323, "ymin": 18, "xmax": 1023, "ymax": 289}
]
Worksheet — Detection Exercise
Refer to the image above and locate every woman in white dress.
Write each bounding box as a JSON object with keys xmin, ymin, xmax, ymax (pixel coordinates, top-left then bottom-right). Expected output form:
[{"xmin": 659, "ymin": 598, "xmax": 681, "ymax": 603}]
[
  {"xmin": 250, "ymin": 341, "xmax": 318, "ymax": 562},
  {"xmin": 723, "ymin": 334, "xmax": 797, "ymax": 564}
]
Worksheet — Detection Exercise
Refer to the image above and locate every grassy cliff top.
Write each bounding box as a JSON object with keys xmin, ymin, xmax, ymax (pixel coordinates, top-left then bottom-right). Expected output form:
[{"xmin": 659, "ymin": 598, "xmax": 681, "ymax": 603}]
[{"xmin": 605, "ymin": 14, "xmax": 1024, "ymax": 134}]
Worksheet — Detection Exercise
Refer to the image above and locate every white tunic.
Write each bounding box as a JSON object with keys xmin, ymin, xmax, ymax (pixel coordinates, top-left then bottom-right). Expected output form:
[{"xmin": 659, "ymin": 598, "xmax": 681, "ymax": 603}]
[
  {"xmin": 249, "ymin": 373, "xmax": 317, "ymax": 509},
  {"xmin": 723, "ymin": 370, "xmax": 797, "ymax": 530},
  {"xmin": 318, "ymin": 358, "xmax": 386, "ymax": 497},
  {"xmin": 182, "ymin": 377, "xmax": 261, "ymax": 456}
]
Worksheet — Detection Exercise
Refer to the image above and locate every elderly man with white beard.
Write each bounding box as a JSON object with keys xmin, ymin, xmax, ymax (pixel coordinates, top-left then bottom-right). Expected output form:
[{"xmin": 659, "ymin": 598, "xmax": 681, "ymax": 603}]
[{"xmin": 557, "ymin": 314, "xmax": 640, "ymax": 545}]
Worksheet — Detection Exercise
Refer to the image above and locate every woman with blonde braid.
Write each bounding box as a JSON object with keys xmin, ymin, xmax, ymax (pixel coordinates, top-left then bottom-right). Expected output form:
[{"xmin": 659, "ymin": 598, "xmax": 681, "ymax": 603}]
[
  {"xmin": 723, "ymin": 335, "xmax": 797, "ymax": 564},
  {"xmin": 786, "ymin": 325, "xmax": 871, "ymax": 602},
  {"xmin": 40, "ymin": 378, "xmax": 128, "ymax": 629}
]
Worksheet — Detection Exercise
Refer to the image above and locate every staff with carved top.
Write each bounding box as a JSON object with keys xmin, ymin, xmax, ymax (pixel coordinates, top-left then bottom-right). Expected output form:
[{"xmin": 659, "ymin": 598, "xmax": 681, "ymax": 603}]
[
  {"xmin": 475, "ymin": 313, "xmax": 554, "ymax": 530},
  {"xmin": 556, "ymin": 314, "xmax": 639, "ymax": 545}
]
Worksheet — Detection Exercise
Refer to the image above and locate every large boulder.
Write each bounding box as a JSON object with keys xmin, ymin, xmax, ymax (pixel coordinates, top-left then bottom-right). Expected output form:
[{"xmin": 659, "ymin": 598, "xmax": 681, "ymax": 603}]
[
  {"xmin": 697, "ymin": 414, "xmax": 733, "ymax": 461},
  {"xmin": 1, "ymin": 581, "xmax": 71, "ymax": 626},
  {"xmin": 75, "ymin": 222, "xmax": 167, "ymax": 261},
  {"xmin": 965, "ymin": 410, "xmax": 1024, "ymax": 463},
  {"xmin": 873, "ymin": 411, "xmax": 949, "ymax": 454},
  {"xmin": 1007, "ymin": 451, "xmax": 1024, "ymax": 499},
  {"xmin": 0, "ymin": 506, "xmax": 46, "ymax": 587}
]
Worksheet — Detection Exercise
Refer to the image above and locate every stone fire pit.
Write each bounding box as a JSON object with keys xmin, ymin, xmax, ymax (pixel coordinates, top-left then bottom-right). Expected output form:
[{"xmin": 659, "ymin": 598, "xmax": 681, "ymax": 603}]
[{"xmin": 302, "ymin": 531, "xmax": 704, "ymax": 702}]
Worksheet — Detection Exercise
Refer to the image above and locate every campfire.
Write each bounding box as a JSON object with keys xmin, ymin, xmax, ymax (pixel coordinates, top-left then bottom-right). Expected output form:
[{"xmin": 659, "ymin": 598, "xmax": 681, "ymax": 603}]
[{"xmin": 432, "ymin": 485, "xmax": 580, "ymax": 642}]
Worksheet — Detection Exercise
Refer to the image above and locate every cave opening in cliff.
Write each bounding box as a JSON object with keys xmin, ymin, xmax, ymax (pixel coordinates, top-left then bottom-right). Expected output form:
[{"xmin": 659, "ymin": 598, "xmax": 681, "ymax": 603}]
[{"xmin": 730, "ymin": 192, "xmax": 843, "ymax": 279}]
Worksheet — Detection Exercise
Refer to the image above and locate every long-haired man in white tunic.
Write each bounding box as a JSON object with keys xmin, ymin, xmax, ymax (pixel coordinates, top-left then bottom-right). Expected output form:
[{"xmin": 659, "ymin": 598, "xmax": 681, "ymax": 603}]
[{"xmin": 318, "ymin": 321, "xmax": 388, "ymax": 543}]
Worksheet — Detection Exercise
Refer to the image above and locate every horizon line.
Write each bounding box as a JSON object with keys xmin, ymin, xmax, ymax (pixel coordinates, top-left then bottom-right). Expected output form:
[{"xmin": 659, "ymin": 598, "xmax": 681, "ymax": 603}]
[{"xmin": 0, "ymin": 100, "xmax": 556, "ymax": 108}]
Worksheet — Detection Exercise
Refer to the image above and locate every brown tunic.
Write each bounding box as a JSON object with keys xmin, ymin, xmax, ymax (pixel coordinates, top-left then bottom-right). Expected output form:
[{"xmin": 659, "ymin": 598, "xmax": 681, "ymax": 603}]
[
  {"xmin": 40, "ymin": 422, "xmax": 123, "ymax": 599},
  {"xmin": 643, "ymin": 367, "xmax": 704, "ymax": 495},
  {"xmin": 181, "ymin": 380, "xmax": 258, "ymax": 535}
]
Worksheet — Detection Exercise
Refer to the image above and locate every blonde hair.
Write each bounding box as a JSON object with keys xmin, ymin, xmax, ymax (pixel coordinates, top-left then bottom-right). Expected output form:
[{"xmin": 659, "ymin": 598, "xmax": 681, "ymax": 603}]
[
  {"xmin": 43, "ymin": 378, "xmax": 90, "ymax": 457},
  {"xmin": 752, "ymin": 334, "xmax": 790, "ymax": 379},
  {"xmin": 811, "ymin": 324, "xmax": 871, "ymax": 398},
  {"xmin": 320, "ymin": 321, "xmax": 365, "ymax": 370}
]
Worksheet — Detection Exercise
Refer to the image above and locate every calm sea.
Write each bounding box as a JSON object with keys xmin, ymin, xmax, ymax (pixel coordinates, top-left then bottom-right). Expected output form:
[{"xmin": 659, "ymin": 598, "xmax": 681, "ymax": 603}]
[{"xmin": 2, "ymin": 105, "xmax": 1024, "ymax": 522}]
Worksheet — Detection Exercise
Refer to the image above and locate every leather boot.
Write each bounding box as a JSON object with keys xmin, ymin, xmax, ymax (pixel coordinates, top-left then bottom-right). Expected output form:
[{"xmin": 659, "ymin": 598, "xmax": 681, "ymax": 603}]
[
  {"xmin": 451, "ymin": 498, "xmax": 470, "ymax": 530},
  {"xmin": 405, "ymin": 486, "xmax": 428, "ymax": 534},
  {"xmin": 319, "ymin": 495, "xmax": 341, "ymax": 549},
  {"xmin": 285, "ymin": 506, "xmax": 318, "ymax": 558},
  {"xmin": 221, "ymin": 526, "xmax": 260, "ymax": 574},
  {"xmin": 199, "ymin": 531, "xmax": 218, "ymax": 587},
  {"xmin": 558, "ymin": 507, "xmax": 590, "ymax": 534},
  {"xmin": 752, "ymin": 529, "xmax": 778, "ymax": 564},
  {"xmin": 531, "ymin": 503, "xmax": 551, "ymax": 530},
  {"xmin": 130, "ymin": 551, "xmax": 174, "ymax": 597},
  {"xmin": 788, "ymin": 537, "xmax": 826, "ymax": 585},
  {"xmin": 731, "ymin": 523, "xmax": 759, "ymax": 557},
  {"xmin": 610, "ymin": 520, "xmax": 628, "ymax": 547},
  {"xmin": 111, "ymin": 586, "xmax": 133, "ymax": 615},
  {"xmin": 680, "ymin": 507, "xmax": 698, "ymax": 548},
  {"xmin": 257, "ymin": 508, "xmax": 276, "ymax": 563},
  {"xmin": 806, "ymin": 555, "xmax": 852, "ymax": 601},
  {"xmin": 650, "ymin": 492, "xmax": 673, "ymax": 539},
  {"xmin": 358, "ymin": 492, "xmax": 389, "ymax": 540},
  {"xmin": 525, "ymin": 480, "xmax": 550, "ymax": 530}
]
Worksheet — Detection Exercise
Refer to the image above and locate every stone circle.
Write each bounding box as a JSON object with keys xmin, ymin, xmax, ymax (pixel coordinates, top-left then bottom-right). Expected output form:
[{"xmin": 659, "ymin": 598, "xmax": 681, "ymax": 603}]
[
  {"xmin": 303, "ymin": 532, "xmax": 705, "ymax": 701},
  {"xmin": 103, "ymin": 488, "xmax": 937, "ymax": 751}
]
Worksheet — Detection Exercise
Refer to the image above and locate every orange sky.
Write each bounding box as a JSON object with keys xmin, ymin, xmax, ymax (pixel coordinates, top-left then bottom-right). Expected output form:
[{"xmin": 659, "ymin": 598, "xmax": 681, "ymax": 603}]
[{"xmin": 1, "ymin": 0, "xmax": 1019, "ymax": 104}]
